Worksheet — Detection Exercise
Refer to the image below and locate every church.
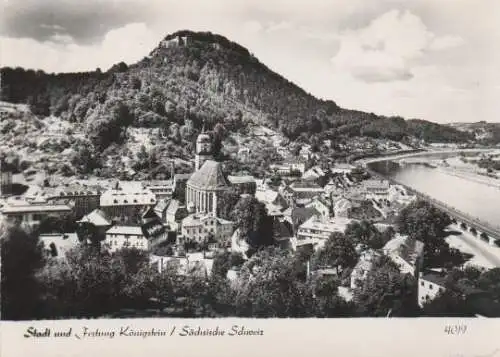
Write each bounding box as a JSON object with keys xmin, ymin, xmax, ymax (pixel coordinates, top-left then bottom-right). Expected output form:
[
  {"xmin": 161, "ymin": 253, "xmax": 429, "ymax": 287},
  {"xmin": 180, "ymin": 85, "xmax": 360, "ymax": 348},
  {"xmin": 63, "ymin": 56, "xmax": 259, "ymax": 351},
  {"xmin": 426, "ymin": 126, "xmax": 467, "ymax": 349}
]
[{"xmin": 185, "ymin": 129, "xmax": 230, "ymax": 215}]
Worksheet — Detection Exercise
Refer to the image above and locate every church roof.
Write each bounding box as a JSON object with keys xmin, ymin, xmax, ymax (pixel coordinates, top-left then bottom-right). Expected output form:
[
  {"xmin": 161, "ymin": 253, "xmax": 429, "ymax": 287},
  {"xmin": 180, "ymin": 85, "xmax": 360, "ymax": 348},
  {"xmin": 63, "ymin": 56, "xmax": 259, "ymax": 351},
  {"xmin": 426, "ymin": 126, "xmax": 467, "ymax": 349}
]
[{"xmin": 187, "ymin": 160, "xmax": 229, "ymax": 190}]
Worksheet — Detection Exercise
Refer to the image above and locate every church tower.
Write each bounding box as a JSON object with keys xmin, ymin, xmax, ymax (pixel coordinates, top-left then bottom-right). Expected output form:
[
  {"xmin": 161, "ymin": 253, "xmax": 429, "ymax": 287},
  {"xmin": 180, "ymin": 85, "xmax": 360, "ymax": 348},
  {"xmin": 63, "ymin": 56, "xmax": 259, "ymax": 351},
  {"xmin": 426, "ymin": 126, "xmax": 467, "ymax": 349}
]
[{"xmin": 195, "ymin": 126, "xmax": 213, "ymax": 171}]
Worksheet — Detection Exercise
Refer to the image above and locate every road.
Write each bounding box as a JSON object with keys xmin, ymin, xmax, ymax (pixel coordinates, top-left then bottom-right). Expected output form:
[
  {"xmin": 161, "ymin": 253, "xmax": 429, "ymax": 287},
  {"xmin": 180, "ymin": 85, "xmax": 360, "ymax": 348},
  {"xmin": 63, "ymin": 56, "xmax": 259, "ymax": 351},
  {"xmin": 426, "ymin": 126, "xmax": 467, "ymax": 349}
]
[{"xmin": 449, "ymin": 224, "xmax": 500, "ymax": 268}]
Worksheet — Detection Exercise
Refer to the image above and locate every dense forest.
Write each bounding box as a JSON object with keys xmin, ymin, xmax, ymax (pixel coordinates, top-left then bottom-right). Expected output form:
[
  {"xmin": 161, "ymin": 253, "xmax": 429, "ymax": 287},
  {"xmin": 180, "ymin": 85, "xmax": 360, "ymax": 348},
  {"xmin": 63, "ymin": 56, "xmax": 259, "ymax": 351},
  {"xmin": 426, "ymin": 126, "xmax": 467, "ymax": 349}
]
[{"xmin": 1, "ymin": 30, "xmax": 473, "ymax": 153}]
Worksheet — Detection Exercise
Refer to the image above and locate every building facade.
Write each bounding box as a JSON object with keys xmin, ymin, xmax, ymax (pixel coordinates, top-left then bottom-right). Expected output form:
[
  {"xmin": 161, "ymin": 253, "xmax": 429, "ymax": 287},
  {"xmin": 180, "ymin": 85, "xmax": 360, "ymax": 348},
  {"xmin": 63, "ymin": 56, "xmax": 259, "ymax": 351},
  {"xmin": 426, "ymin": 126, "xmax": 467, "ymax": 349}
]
[
  {"xmin": 181, "ymin": 212, "xmax": 234, "ymax": 247},
  {"xmin": 295, "ymin": 216, "xmax": 352, "ymax": 250},
  {"xmin": 105, "ymin": 225, "xmax": 149, "ymax": 253},
  {"xmin": 100, "ymin": 188, "xmax": 156, "ymax": 223},
  {"xmin": 46, "ymin": 184, "xmax": 102, "ymax": 218},
  {"xmin": 1, "ymin": 200, "xmax": 73, "ymax": 227}
]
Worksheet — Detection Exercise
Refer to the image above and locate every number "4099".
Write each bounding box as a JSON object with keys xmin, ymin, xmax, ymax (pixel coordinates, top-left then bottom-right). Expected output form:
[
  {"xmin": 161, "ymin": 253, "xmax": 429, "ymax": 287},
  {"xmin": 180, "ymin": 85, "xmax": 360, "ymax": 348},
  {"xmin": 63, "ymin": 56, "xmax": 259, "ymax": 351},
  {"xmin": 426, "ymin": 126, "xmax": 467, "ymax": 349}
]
[{"xmin": 444, "ymin": 325, "xmax": 467, "ymax": 335}]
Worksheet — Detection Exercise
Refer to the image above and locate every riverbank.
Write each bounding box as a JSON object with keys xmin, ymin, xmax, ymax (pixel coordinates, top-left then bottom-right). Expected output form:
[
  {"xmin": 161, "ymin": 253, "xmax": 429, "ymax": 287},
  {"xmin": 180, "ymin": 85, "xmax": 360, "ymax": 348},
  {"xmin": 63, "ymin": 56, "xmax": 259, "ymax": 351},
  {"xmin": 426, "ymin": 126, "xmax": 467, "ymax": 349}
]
[{"xmin": 436, "ymin": 167, "xmax": 500, "ymax": 190}]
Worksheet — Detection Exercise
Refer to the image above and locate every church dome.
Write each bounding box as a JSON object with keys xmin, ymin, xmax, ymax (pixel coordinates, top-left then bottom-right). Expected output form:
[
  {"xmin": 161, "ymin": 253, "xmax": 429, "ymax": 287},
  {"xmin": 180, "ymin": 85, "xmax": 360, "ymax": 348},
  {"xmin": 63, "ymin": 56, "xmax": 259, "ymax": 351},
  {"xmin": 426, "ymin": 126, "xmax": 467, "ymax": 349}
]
[{"xmin": 187, "ymin": 160, "xmax": 230, "ymax": 191}]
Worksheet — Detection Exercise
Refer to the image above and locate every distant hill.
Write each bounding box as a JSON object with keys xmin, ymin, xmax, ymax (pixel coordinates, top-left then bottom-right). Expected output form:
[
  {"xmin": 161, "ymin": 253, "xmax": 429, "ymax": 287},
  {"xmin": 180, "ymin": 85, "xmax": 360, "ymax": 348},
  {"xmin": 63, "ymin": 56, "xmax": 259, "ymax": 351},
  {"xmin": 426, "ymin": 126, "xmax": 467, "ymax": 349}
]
[
  {"xmin": 446, "ymin": 122, "xmax": 500, "ymax": 144},
  {"xmin": 1, "ymin": 30, "xmax": 472, "ymax": 149}
]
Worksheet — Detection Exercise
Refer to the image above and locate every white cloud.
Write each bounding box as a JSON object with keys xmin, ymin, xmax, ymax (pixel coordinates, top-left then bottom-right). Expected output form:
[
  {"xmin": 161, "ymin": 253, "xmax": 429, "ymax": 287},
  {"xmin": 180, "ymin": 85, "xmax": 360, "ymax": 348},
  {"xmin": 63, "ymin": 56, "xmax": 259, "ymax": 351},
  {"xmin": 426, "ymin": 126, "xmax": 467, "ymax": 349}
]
[
  {"xmin": 331, "ymin": 9, "xmax": 465, "ymax": 83},
  {"xmin": 429, "ymin": 35, "xmax": 465, "ymax": 51},
  {"xmin": 242, "ymin": 21, "xmax": 263, "ymax": 34},
  {"xmin": 1, "ymin": 23, "xmax": 160, "ymax": 72},
  {"xmin": 266, "ymin": 21, "xmax": 293, "ymax": 33}
]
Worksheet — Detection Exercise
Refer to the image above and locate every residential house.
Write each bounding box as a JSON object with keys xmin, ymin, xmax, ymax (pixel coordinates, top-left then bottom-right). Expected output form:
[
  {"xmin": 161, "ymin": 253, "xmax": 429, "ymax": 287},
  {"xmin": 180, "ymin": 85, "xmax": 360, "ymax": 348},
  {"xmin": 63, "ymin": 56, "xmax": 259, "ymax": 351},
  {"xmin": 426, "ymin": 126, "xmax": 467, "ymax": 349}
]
[
  {"xmin": 282, "ymin": 205, "xmax": 321, "ymax": 234},
  {"xmin": 141, "ymin": 207, "xmax": 168, "ymax": 248},
  {"xmin": 383, "ymin": 234, "xmax": 424, "ymax": 277},
  {"xmin": 295, "ymin": 216, "xmax": 352, "ymax": 251},
  {"xmin": 362, "ymin": 179, "xmax": 390, "ymax": 199},
  {"xmin": 288, "ymin": 180, "xmax": 325, "ymax": 202},
  {"xmin": 269, "ymin": 160, "xmax": 307, "ymax": 176},
  {"xmin": 418, "ymin": 271, "xmax": 447, "ymax": 307},
  {"xmin": 0, "ymin": 200, "xmax": 72, "ymax": 227},
  {"xmin": 181, "ymin": 212, "xmax": 234, "ymax": 248},
  {"xmin": 105, "ymin": 225, "xmax": 148, "ymax": 253},
  {"xmin": 76, "ymin": 208, "xmax": 112, "ymax": 238},
  {"xmin": 151, "ymin": 252, "xmax": 214, "ymax": 278},
  {"xmin": 165, "ymin": 199, "xmax": 188, "ymax": 232},
  {"xmin": 305, "ymin": 196, "xmax": 331, "ymax": 219},
  {"xmin": 227, "ymin": 175, "xmax": 257, "ymax": 196},
  {"xmin": 142, "ymin": 180, "xmax": 174, "ymax": 201},
  {"xmin": 100, "ymin": 188, "xmax": 156, "ymax": 224},
  {"xmin": 46, "ymin": 183, "xmax": 103, "ymax": 218},
  {"xmin": 255, "ymin": 188, "xmax": 288, "ymax": 211},
  {"xmin": 154, "ymin": 198, "xmax": 170, "ymax": 222}
]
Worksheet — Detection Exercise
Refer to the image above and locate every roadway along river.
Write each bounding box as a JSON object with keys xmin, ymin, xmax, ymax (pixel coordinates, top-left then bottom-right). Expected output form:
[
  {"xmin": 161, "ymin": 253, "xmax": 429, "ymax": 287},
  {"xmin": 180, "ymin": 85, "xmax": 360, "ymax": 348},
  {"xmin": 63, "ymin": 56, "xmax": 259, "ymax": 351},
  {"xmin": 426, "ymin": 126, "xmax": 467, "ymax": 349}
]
[{"xmin": 383, "ymin": 163, "xmax": 500, "ymax": 228}]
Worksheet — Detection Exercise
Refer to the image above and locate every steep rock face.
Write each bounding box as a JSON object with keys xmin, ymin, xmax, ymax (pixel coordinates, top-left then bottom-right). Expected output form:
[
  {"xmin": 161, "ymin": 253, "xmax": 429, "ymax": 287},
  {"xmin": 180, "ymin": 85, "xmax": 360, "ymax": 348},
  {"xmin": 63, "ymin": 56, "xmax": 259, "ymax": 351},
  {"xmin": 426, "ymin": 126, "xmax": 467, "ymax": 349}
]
[{"xmin": 1, "ymin": 29, "xmax": 472, "ymax": 149}]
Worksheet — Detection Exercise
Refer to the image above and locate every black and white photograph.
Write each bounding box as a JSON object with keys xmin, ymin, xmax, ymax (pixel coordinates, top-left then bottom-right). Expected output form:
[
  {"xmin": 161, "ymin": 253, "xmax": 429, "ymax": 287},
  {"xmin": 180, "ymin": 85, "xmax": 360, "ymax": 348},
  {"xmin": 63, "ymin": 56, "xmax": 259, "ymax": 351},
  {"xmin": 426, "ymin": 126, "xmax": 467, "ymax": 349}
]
[{"xmin": 1, "ymin": 0, "xmax": 500, "ymax": 329}]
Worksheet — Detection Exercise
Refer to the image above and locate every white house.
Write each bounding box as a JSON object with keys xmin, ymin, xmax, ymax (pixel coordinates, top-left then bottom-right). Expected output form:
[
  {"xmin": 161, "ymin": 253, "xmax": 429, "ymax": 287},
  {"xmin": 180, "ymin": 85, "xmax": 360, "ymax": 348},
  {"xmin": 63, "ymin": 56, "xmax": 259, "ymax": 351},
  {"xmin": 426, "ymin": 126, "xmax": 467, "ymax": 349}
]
[
  {"xmin": 295, "ymin": 216, "xmax": 352, "ymax": 251},
  {"xmin": 350, "ymin": 249, "xmax": 381, "ymax": 289},
  {"xmin": 100, "ymin": 188, "xmax": 156, "ymax": 222},
  {"xmin": 105, "ymin": 225, "xmax": 148, "ymax": 253},
  {"xmin": 0, "ymin": 200, "xmax": 72, "ymax": 227},
  {"xmin": 362, "ymin": 179, "xmax": 390, "ymax": 199},
  {"xmin": 151, "ymin": 252, "xmax": 214, "ymax": 277},
  {"xmin": 418, "ymin": 272, "xmax": 447, "ymax": 307},
  {"xmin": 383, "ymin": 234, "xmax": 424, "ymax": 277},
  {"xmin": 181, "ymin": 212, "xmax": 234, "ymax": 247},
  {"xmin": 305, "ymin": 197, "xmax": 331, "ymax": 219}
]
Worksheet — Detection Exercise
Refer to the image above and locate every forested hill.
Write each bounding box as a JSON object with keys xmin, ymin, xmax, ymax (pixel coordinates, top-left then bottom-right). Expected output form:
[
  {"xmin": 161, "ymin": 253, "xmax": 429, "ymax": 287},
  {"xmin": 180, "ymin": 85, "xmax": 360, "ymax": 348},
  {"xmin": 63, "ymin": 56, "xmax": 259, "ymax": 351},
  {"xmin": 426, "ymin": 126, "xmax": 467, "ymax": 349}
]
[{"xmin": 1, "ymin": 30, "xmax": 472, "ymax": 147}]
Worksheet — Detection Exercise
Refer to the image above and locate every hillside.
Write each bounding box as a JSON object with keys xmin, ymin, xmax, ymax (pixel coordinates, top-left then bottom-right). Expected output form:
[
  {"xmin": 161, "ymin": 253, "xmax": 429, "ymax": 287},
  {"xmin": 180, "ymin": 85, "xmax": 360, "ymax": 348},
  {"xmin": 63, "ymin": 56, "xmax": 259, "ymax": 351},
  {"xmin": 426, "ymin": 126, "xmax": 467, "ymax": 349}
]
[
  {"xmin": 0, "ymin": 30, "xmax": 474, "ymax": 180},
  {"xmin": 447, "ymin": 122, "xmax": 500, "ymax": 145}
]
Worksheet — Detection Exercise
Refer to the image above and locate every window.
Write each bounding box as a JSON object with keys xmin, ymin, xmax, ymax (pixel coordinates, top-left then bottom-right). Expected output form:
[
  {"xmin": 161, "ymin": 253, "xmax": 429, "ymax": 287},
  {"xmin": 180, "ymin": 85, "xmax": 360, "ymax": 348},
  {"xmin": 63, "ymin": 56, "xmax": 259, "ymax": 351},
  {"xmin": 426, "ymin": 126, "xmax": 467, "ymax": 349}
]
[
  {"xmin": 420, "ymin": 281, "xmax": 424, "ymax": 286},
  {"xmin": 429, "ymin": 284, "xmax": 433, "ymax": 290}
]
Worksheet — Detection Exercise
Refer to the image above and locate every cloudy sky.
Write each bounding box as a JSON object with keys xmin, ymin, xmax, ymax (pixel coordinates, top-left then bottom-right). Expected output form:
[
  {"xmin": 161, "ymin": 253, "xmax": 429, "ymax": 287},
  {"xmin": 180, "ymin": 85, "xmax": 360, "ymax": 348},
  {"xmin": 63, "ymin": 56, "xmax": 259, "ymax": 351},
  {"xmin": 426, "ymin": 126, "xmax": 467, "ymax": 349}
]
[{"xmin": 1, "ymin": 0, "xmax": 499, "ymax": 123}]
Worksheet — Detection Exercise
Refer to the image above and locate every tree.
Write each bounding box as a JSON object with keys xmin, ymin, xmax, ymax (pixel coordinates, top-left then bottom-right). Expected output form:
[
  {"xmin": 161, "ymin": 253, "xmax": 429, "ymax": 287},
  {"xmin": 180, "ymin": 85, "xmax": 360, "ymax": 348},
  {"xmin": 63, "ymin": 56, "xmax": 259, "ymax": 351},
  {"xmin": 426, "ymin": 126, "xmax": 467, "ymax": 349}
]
[
  {"xmin": 309, "ymin": 275, "xmax": 354, "ymax": 317},
  {"xmin": 211, "ymin": 251, "xmax": 245, "ymax": 279},
  {"xmin": 234, "ymin": 247, "xmax": 313, "ymax": 317},
  {"xmin": 344, "ymin": 220, "xmax": 391, "ymax": 250},
  {"xmin": 477, "ymin": 268, "xmax": 500, "ymax": 302},
  {"xmin": 231, "ymin": 195, "xmax": 275, "ymax": 251},
  {"xmin": 76, "ymin": 222, "xmax": 104, "ymax": 250},
  {"xmin": 1, "ymin": 223, "xmax": 45, "ymax": 320},
  {"xmin": 86, "ymin": 101, "xmax": 134, "ymax": 151},
  {"xmin": 37, "ymin": 246, "xmax": 159, "ymax": 318},
  {"xmin": 354, "ymin": 255, "xmax": 418, "ymax": 317},
  {"xmin": 217, "ymin": 188, "xmax": 240, "ymax": 220},
  {"xmin": 311, "ymin": 232, "xmax": 358, "ymax": 275},
  {"xmin": 397, "ymin": 200, "xmax": 452, "ymax": 266}
]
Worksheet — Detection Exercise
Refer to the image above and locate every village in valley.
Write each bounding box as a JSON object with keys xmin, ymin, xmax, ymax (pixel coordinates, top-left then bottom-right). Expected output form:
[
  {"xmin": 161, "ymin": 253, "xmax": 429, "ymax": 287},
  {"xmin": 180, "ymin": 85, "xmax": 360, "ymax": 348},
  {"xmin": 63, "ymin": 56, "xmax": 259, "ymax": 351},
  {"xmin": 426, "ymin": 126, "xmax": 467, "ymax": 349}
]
[{"xmin": 3, "ymin": 103, "xmax": 500, "ymax": 319}]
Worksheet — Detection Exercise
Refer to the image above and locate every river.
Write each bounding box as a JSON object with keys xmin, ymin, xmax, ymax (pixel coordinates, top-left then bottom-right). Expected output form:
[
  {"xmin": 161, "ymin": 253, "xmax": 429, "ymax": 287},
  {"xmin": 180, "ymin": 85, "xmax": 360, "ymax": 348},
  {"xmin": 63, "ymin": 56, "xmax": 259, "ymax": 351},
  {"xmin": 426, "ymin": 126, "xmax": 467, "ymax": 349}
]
[{"xmin": 369, "ymin": 160, "xmax": 500, "ymax": 228}]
